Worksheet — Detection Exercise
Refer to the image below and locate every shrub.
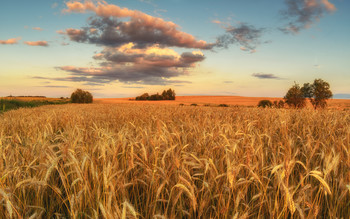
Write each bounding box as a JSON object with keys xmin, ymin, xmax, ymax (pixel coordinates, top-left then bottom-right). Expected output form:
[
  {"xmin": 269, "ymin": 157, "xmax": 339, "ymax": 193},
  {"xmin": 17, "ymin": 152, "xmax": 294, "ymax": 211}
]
[
  {"xmin": 273, "ymin": 100, "xmax": 285, "ymax": 108},
  {"xmin": 278, "ymin": 100, "xmax": 285, "ymax": 108},
  {"xmin": 190, "ymin": 103, "xmax": 198, "ymax": 106},
  {"xmin": 70, "ymin": 89, "xmax": 93, "ymax": 103},
  {"xmin": 179, "ymin": 103, "xmax": 185, "ymax": 106},
  {"xmin": 258, "ymin": 100, "xmax": 272, "ymax": 108},
  {"xmin": 218, "ymin": 104, "xmax": 229, "ymax": 107}
]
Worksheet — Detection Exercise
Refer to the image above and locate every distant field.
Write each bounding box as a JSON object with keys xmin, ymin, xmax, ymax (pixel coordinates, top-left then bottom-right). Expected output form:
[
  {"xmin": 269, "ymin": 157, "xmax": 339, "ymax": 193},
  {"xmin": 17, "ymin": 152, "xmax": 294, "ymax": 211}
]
[
  {"xmin": 95, "ymin": 96, "xmax": 350, "ymax": 109},
  {"xmin": 0, "ymin": 103, "xmax": 349, "ymax": 218},
  {"xmin": 2, "ymin": 96, "xmax": 63, "ymax": 101}
]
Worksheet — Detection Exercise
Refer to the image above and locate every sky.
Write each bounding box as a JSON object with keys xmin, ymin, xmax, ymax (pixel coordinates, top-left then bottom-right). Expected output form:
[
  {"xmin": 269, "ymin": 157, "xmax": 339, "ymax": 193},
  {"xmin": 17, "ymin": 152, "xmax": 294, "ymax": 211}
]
[{"xmin": 0, "ymin": 0, "xmax": 349, "ymax": 98}]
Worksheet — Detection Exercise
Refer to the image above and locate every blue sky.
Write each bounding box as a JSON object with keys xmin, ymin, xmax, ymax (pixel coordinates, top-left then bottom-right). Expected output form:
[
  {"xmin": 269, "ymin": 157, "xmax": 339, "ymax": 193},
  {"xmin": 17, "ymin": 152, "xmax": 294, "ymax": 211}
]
[{"xmin": 0, "ymin": 0, "xmax": 349, "ymax": 98}]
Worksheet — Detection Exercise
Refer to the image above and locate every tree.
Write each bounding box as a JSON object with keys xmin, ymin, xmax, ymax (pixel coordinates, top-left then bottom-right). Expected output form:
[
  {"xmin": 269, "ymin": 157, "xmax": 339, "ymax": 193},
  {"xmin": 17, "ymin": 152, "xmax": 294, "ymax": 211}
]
[
  {"xmin": 302, "ymin": 79, "xmax": 332, "ymax": 109},
  {"xmin": 71, "ymin": 89, "xmax": 93, "ymax": 103},
  {"xmin": 136, "ymin": 93, "xmax": 149, "ymax": 100},
  {"xmin": 284, "ymin": 83, "xmax": 306, "ymax": 108},
  {"xmin": 166, "ymin": 88, "xmax": 176, "ymax": 100},
  {"xmin": 258, "ymin": 100, "xmax": 272, "ymax": 108}
]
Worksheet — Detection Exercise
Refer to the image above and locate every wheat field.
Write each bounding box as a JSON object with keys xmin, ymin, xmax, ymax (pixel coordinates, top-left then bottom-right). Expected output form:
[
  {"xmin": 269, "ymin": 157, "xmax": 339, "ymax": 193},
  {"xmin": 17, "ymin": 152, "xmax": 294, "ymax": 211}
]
[{"xmin": 0, "ymin": 103, "xmax": 349, "ymax": 218}]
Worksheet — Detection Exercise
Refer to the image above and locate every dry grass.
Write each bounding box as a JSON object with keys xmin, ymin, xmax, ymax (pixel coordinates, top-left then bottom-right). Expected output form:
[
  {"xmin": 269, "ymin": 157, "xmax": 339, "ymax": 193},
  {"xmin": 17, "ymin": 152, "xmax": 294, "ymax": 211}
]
[{"xmin": 0, "ymin": 103, "xmax": 349, "ymax": 218}]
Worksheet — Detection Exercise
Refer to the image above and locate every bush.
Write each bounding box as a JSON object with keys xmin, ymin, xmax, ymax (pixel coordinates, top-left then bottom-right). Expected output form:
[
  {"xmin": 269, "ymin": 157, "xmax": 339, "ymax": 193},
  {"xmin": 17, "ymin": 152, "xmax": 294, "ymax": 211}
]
[
  {"xmin": 71, "ymin": 89, "xmax": 93, "ymax": 103},
  {"xmin": 190, "ymin": 103, "xmax": 198, "ymax": 106},
  {"xmin": 273, "ymin": 100, "xmax": 285, "ymax": 108},
  {"xmin": 278, "ymin": 100, "xmax": 285, "ymax": 108},
  {"xmin": 218, "ymin": 104, "xmax": 229, "ymax": 107},
  {"xmin": 258, "ymin": 100, "xmax": 272, "ymax": 108}
]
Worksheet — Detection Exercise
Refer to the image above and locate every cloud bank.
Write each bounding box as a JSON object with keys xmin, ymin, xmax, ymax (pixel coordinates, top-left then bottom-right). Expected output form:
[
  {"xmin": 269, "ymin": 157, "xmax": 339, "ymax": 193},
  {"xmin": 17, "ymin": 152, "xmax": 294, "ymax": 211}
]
[
  {"xmin": 52, "ymin": 1, "xmax": 272, "ymax": 85},
  {"xmin": 53, "ymin": 1, "xmax": 212, "ymax": 85},
  {"xmin": 280, "ymin": 0, "xmax": 336, "ymax": 34}
]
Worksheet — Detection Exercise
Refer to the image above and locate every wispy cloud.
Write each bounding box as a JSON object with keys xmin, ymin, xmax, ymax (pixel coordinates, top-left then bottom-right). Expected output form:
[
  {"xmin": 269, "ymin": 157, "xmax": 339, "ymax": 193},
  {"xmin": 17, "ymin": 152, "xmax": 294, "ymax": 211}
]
[
  {"xmin": 252, "ymin": 73, "xmax": 283, "ymax": 80},
  {"xmin": 223, "ymin": 81, "xmax": 234, "ymax": 84},
  {"xmin": 280, "ymin": 0, "xmax": 336, "ymax": 34},
  {"xmin": 215, "ymin": 23, "xmax": 266, "ymax": 52},
  {"xmin": 32, "ymin": 27, "xmax": 43, "ymax": 31},
  {"xmin": 24, "ymin": 41, "xmax": 49, "ymax": 47},
  {"xmin": 0, "ymin": 37, "xmax": 21, "ymax": 45}
]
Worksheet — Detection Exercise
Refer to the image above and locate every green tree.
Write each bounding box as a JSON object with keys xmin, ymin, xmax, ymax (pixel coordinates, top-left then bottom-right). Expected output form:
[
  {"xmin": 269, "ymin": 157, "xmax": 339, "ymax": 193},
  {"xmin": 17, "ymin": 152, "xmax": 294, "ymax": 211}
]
[
  {"xmin": 71, "ymin": 89, "xmax": 93, "ymax": 103},
  {"xmin": 284, "ymin": 83, "xmax": 306, "ymax": 108},
  {"xmin": 302, "ymin": 79, "xmax": 333, "ymax": 109}
]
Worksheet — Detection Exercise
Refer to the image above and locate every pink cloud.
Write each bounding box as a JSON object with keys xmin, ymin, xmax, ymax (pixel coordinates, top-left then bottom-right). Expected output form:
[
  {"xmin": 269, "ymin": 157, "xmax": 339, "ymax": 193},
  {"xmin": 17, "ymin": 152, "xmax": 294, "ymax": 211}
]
[
  {"xmin": 281, "ymin": 0, "xmax": 337, "ymax": 34},
  {"xmin": 32, "ymin": 27, "xmax": 43, "ymax": 31},
  {"xmin": 0, "ymin": 37, "xmax": 21, "ymax": 45},
  {"xmin": 24, "ymin": 41, "xmax": 49, "ymax": 47},
  {"xmin": 321, "ymin": 0, "xmax": 336, "ymax": 12},
  {"xmin": 212, "ymin": 20, "xmax": 222, "ymax": 24}
]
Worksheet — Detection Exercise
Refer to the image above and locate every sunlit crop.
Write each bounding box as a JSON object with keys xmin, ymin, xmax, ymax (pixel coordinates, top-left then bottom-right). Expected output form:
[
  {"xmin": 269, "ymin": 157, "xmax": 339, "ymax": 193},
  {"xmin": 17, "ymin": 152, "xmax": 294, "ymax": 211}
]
[{"xmin": 0, "ymin": 104, "xmax": 349, "ymax": 218}]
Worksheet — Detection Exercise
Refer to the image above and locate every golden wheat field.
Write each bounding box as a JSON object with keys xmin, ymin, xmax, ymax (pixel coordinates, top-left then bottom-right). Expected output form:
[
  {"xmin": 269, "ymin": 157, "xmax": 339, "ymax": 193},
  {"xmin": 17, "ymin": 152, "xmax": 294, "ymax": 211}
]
[{"xmin": 0, "ymin": 103, "xmax": 350, "ymax": 218}]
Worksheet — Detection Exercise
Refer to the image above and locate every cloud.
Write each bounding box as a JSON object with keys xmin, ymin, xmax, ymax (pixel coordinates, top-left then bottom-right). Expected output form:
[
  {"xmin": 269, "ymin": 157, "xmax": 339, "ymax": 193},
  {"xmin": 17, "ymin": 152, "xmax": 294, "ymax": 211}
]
[
  {"xmin": 32, "ymin": 27, "xmax": 43, "ymax": 31},
  {"xmin": 57, "ymin": 1, "xmax": 267, "ymax": 85},
  {"xmin": 53, "ymin": 1, "xmax": 211, "ymax": 85},
  {"xmin": 252, "ymin": 73, "xmax": 283, "ymax": 80},
  {"xmin": 215, "ymin": 23, "xmax": 265, "ymax": 52},
  {"xmin": 280, "ymin": 0, "xmax": 336, "ymax": 34},
  {"xmin": 212, "ymin": 20, "xmax": 222, "ymax": 24},
  {"xmin": 56, "ymin": 61, "xmax": 194, "ymax": 85},
  {"xmin": 24, "ymin": 41, "xmax": 49, "ymax": 47},
  {"xmin": 0, "ymin": 37, "xmax": 21, "ymax": 45},
  {"xmin": 61, "ymin": 1, "xmax": 213, "ymax": 49}
]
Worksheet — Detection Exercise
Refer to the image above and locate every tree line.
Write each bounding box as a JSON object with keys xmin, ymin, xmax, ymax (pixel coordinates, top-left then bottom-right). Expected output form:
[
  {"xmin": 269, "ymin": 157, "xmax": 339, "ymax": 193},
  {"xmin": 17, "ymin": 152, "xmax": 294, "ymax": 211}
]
[{"xmin": 259, "ymin": 78, "xmax": 333, "ymax": 109}]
